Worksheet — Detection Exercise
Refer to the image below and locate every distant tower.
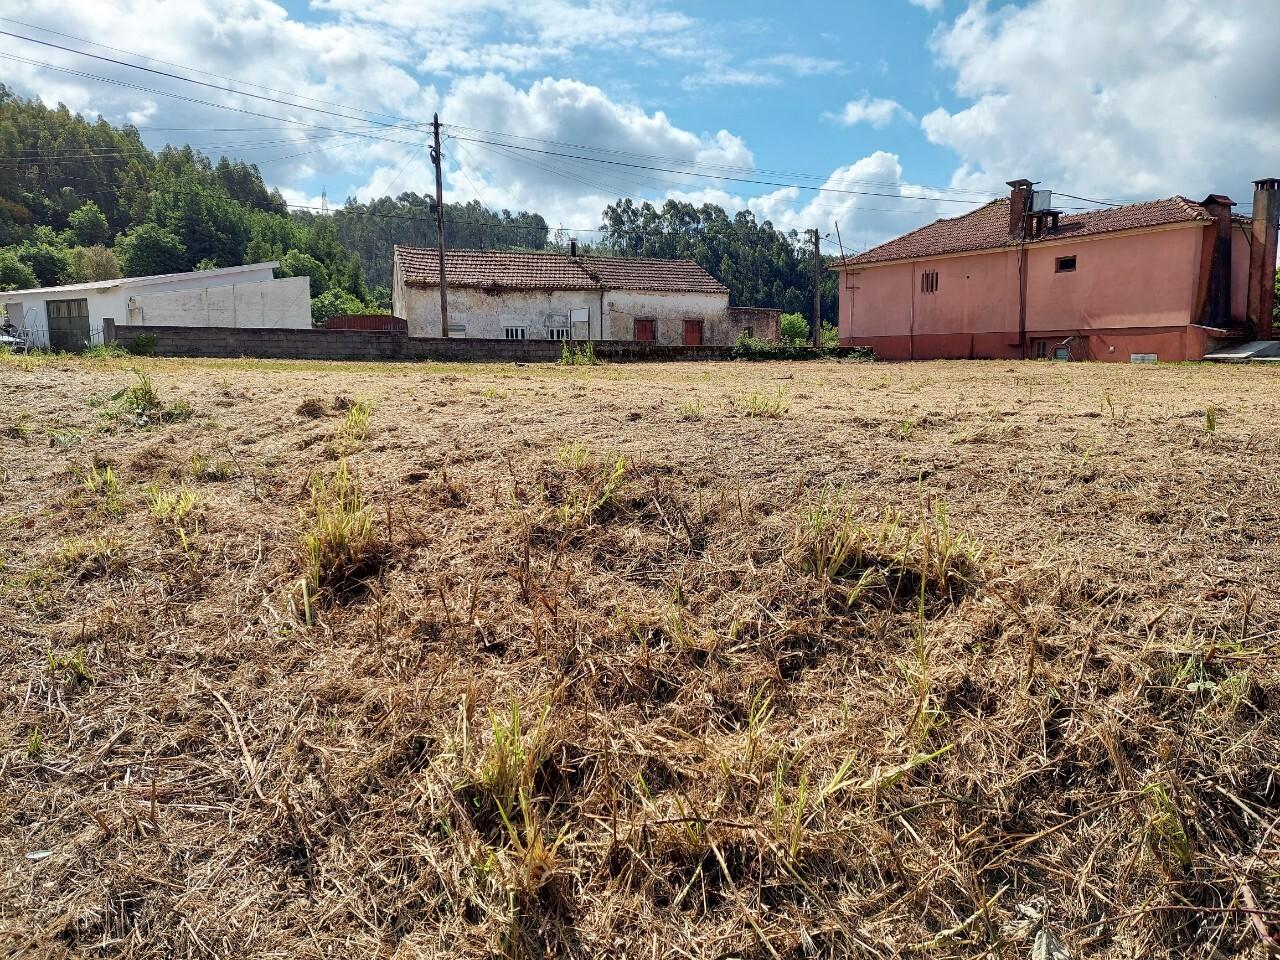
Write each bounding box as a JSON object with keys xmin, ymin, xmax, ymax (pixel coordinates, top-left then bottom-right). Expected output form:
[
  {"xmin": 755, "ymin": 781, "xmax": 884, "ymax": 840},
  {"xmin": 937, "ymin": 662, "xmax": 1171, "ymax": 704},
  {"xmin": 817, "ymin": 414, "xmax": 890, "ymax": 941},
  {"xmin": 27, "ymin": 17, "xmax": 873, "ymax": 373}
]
[{"xmin": 320, "ymin": 187, "xmax": 328, "ymax": 216}]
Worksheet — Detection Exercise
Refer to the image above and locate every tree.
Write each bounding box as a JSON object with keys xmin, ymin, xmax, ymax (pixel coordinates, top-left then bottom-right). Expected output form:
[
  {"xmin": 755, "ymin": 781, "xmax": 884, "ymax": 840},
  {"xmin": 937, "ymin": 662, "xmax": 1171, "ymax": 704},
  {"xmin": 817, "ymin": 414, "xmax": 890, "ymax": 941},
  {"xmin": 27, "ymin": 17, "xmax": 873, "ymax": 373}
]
[
  {"xmin": 69, "ymin": 200, "xmax": 110, "ymax": 246},
  {"xmin": 117, "ymin": 223, "xmax": 187, "ymax": 277},
  {"xmin": 14, "ymin": 241, "xmax": 72, "ymax": 286},
  {"xmin": 277, "ymin": 249, "xmax": 328, "ymax": 298},
  {"xmin": 310, "ymin": 288, "xmax": 362, "ymax": 326},
  {"xmin": 0, "ymin": 249, "xmax": 37, "ymax": 290},
  {"xmin": 147, "ymin": 173, "xmax": 249, "ymax": 269},
  {"xmin": 68, "ymin": 244, "xmax": 120, "ymax": 282}
]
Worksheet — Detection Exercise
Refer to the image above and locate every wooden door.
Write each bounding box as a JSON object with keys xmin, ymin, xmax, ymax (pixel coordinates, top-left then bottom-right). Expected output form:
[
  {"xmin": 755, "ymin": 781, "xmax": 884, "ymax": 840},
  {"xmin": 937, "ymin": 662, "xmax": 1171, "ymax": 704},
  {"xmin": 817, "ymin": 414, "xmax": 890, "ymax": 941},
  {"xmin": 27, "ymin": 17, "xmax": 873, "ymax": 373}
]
[
  {"xmin": 682, "ymin": 318, "xmax": 702, "ymax": 346},
  {"xmin": 635, "ymin": 318, "xmax": 655, "ymax": 342}
]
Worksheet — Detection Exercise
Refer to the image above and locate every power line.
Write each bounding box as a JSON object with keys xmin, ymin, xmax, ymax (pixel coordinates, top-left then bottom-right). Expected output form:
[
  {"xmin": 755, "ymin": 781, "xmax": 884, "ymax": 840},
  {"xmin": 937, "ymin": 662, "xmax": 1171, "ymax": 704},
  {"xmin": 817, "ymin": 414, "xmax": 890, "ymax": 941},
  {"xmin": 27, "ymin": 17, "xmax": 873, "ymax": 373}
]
[
  {"xmin": 0, "ymin": 29, "xmax": 429, "ymax": 134},
  {"xmin": 0, "ymin": 16, "xmax": 428, "ymax": 130}
]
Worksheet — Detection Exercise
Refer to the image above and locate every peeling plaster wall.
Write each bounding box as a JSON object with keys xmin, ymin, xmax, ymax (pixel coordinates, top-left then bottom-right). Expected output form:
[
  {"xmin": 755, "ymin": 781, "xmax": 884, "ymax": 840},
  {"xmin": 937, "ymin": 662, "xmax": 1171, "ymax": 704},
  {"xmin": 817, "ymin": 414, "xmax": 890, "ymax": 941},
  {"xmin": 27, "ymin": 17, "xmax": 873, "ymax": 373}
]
[
  {"xmin": 603, "ymin": 290, "xmax": 730, "ymax": 344},
  {"xmin": 401, "ymin": 285, "xmax": 600, "ymax": 339}
]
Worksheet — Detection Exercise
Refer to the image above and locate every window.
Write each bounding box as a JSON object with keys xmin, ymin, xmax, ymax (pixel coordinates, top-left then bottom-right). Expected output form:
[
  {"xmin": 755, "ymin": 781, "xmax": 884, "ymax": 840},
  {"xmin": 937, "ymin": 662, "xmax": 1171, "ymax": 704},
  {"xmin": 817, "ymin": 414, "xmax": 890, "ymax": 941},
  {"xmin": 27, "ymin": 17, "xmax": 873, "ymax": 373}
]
[
  {"xmin": 920, "ymin": 271, "xmax": 939, "ymax": 294},
  {"xmin": 47, "ymin": 298, "xmax": 89, "ymax": 321},
  {"xmin": 503, "ymin": 326, "xmax": 526, "ymax": 340},
  {"xmin": 447, "ymin": 322, "xmax": 467, "ymax": 337},
  {"xmin": 1034, "ymin": 340, "xmax": 1048, "ymax": 359},
  {"xmin": 1055, "ymin": 255, "xmax": 1077, "ymax": 273},
  {"xmin": 547, "ymin": 326, "xmax": 570, "ymax": 340},
  {"xmin": 1053, "ymin": 346, "xmax": 1071, "ymax": 361},
  {"xmin": 634, "ymin": 318, "xmax": 656, "ymax": 342}
]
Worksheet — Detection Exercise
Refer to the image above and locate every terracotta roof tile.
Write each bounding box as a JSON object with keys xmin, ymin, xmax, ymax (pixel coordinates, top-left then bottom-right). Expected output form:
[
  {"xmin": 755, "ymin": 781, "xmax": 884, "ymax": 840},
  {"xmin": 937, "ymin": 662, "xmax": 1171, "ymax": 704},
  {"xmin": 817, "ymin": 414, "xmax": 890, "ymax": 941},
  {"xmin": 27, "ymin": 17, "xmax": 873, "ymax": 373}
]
[
  {"xmin": 395, "ymin": 247, "xmax": 727, "ymax": 295},
  {"xmin": 842, "ymin": 197, "xmax": 1213, "ymax": 267}
]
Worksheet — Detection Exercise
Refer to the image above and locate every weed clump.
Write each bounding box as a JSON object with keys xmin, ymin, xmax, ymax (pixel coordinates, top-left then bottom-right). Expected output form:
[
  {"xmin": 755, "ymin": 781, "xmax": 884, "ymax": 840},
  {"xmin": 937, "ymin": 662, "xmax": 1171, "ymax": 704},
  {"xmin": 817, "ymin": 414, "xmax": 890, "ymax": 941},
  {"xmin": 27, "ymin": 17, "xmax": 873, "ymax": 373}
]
[
  {"xmin": 109, "ymin": 369, "xmax": 194, "ymax": 426},
  {"xmin": 300, "ymin": 460, "xmax": 381, "ymax": 602},
  {"xmin": 558, "ymin": 341, "xmax": 598, "ymax": 366}
]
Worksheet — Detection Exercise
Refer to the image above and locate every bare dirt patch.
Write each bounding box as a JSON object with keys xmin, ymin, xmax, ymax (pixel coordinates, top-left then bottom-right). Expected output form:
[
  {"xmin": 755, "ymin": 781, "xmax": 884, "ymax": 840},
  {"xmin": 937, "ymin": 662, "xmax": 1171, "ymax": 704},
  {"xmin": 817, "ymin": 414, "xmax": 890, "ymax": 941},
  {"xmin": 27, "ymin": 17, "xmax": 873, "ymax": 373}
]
[{"xmin": 2, "ymin": 353, "xmax": 1278, "ymax": 959}]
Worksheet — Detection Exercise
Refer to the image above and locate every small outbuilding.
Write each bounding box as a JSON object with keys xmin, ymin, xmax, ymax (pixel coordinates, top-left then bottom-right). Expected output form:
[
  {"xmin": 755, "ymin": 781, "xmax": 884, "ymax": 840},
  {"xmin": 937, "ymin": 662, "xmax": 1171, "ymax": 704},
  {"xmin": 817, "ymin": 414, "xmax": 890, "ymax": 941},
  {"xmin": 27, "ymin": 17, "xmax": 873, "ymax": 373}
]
[
  {"xmin": 3, "ymin": 262, "xmax": 311, "ymax": 351},
  {"xmin": 392, "ymin": 245, "xmax": 769, "ymax": 345}
]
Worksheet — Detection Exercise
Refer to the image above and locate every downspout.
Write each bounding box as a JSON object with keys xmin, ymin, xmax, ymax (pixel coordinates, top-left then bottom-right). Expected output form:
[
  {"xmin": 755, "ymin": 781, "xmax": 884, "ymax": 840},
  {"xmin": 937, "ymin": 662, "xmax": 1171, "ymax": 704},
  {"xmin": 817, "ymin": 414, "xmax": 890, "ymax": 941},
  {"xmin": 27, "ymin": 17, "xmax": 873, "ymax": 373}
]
[
  {"xmin": 599, "ymin": 289, "xmax": 605, "ymax": 341},
  {"xmin": 909, "ymin": 262, "xmax": 916, "ymax": 360},
  {"xmin": 1017, "ymin": 240, "xmax": 1028, "ymax": 358}
]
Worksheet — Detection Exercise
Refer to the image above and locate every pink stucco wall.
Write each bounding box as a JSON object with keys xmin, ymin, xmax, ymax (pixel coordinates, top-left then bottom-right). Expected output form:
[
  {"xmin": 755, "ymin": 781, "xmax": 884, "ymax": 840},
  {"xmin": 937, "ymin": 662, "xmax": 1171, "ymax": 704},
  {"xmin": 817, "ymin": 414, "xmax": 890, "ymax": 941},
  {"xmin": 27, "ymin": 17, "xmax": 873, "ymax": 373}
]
[
  {"xmin": 839, "ymin": 222, "xmax": 1222, "ymax": 361},
  {"xmin": 1230, "ymin": 225, "xmax": 1250, "ymax": 323}
]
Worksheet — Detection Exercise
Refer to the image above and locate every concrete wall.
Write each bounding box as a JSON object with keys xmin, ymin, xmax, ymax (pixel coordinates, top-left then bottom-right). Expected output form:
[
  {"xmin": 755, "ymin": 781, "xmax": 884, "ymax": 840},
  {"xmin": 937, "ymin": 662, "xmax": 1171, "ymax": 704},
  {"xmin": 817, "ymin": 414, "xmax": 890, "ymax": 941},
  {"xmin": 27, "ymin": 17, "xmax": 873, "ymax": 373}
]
[
  {"xmin": 3, "ymin": 285, "xmax": 128, "ymax": 349},
  {"xmin": 401, "ymin": 285, "xmax": 601, "ymax": 340},
  {"xmin": 111, "ymin": 324, "xmax": 738, "ymax": 362},
  {"xmin": 838, "ymin": 223, "xmax": 1213, "ymax": 362},
  {"xmin": 603, "ymin": 289, "xmax": 730, "ymax": 344},
  {"xmin": 129, "ymin": 276, "xmax": 311, "ymax": 329}
]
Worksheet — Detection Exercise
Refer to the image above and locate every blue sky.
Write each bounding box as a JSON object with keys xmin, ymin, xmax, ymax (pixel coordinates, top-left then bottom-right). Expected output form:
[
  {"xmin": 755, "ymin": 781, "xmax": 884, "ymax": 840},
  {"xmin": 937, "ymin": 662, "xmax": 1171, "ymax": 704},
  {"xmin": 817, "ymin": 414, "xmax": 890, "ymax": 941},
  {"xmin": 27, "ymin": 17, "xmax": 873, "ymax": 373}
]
[{"xmin": 3, "ymin": 0, "xmax": 1278, "ymax": 251}]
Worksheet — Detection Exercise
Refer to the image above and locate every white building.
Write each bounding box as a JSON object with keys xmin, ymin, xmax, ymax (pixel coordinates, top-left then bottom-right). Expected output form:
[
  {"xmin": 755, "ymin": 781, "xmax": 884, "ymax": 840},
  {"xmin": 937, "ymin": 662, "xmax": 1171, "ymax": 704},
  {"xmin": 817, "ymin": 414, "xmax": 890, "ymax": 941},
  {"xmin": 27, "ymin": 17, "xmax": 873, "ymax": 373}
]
[
  {"xmin": 392, "ymin": 245, "xmax": 758, "ymax": 346},
  {"xmin": 3, "ymin": 262, "xmax": 311, "ymax": 350}
]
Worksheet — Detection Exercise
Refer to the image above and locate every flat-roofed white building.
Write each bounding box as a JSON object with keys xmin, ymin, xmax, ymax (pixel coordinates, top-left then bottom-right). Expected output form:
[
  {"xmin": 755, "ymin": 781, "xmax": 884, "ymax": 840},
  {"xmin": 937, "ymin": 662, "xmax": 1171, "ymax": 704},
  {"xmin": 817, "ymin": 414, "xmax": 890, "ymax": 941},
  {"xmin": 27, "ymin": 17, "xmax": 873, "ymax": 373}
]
[{"xmin": 3, "ymin": 262, "xmax": 311, "ymax": 350}]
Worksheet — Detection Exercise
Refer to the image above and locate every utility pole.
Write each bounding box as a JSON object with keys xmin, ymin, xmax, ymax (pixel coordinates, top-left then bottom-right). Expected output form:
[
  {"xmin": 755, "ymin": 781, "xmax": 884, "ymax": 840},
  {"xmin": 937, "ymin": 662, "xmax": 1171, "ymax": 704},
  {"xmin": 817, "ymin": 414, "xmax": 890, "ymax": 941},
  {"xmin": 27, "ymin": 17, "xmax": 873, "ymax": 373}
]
[
  {"xmin": 808, "ymin": 228, "xmax": 822, "ymax": 347},
  {"xmin": 431, "ymin": 113, "xmax": 449, "ymax": 337}
]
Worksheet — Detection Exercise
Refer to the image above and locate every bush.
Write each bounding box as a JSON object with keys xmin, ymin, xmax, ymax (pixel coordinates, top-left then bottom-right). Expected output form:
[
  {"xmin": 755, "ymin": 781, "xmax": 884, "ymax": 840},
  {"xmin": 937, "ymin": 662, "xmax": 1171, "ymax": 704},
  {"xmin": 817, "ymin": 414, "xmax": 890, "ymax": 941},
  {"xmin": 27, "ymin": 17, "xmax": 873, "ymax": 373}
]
[
  {"xmin": 779, "ymin": 312, "xmax": 809, "ymax": 342},
  {"xmin": 68, "ymin": 244, "xmax": 121, "ymax": 282},
  {"xmin": 127, "ymin": 333, "xmax": 158, "ymax": 356},
  {"xmin": 310, "ymin": 288, "xmax": 363, "ymax": 326},
  {"xmin": 14, "ymin": 242, "xmax": 73, "ymax": 287},
  {"xmin": 0, "ymin": 250, "xmax": 37, "ymax": 291}
]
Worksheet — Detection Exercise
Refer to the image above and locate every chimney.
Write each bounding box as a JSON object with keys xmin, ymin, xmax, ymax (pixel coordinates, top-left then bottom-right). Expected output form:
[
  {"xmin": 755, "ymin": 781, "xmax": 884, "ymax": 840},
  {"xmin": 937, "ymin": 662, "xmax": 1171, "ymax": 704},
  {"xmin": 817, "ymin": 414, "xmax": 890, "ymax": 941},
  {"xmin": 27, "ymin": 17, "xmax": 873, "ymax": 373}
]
[
  {"xmin": 569, "ymin": 237, "xmax": 578, "ymax": 257},
  {"xmin": 1006, "ymin": 179, "xmax": 1034, "ymax": 240},
  {"xmin": 1198, "ymin": 194, "xmax": 1235, "ymax": 328},
  {"xmin": 1247, "ymin": 178, "xmax": 1279, "ymax": 340}
]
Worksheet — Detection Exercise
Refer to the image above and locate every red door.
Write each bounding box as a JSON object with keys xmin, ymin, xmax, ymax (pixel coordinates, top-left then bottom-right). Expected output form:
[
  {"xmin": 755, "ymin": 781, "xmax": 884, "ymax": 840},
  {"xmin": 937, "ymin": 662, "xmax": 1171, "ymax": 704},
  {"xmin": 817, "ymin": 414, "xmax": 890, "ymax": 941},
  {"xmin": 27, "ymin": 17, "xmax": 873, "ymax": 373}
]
[
  {"xmin": 682, "ymin": 318, "xmax": 703, "ymax": 346},
  {"xmin": 635, "ymin": 318, "xmax": 655, "ymax": 342}
]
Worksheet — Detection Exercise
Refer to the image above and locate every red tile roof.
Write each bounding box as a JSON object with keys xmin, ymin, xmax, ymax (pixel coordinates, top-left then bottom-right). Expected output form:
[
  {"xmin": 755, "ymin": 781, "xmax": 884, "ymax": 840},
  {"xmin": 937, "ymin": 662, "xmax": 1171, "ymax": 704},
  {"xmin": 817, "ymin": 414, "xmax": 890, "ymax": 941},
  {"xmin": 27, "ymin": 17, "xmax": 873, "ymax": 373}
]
[
  {"xmin": 841, "ymin": 196, "xmax": 1213, "ymax": 267},
  {"xmin": 395, "ymin": 247, "xmax": 727, "ymax": 295}
]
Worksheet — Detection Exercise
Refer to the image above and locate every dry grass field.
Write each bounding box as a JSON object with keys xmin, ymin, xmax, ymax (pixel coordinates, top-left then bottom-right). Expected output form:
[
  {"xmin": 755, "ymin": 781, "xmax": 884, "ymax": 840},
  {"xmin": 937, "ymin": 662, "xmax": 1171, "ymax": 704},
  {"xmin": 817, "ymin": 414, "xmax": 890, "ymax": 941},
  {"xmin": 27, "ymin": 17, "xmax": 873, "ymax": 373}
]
[{"xmin": 2, "ymin": 352, "xmax": 1279, "ymax": 960}]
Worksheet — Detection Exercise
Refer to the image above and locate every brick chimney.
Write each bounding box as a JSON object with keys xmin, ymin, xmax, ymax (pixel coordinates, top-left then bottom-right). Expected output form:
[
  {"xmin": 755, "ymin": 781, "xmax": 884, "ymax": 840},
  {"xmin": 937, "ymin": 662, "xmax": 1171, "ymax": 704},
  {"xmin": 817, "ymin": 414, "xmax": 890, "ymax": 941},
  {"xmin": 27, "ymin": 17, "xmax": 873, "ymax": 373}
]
[
  {"xmin": 1006, "ymin": 179, "xmax": 1034, "ymax": 240},
  {"xmin": 1247, "ymin": 178, "xmax": 1279, "ymax": 340},
  {"xmin": 1199, "ymin": 194, "xmax": 1235, "ymax": 328},
  {"xmin": 569, "ymin": 237, "xmax": 578, "ymax": 257}
]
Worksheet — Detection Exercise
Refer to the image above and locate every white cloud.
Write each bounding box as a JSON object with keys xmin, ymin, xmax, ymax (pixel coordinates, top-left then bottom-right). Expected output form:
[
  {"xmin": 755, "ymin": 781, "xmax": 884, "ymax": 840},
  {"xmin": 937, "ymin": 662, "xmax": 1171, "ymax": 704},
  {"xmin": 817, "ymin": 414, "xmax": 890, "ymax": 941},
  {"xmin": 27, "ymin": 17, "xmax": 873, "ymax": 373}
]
[
  {"xmin": 748, "ymin": 151, "xmax": 951, "ymax": 251},
  {"xmin": 922, "ymin": 0, "xmax": 1280, "ymax": 202},
  {"xmin": 753, "ymin": 54, "xmax": 845, "ymax": 77},
  {"xmin": 827, "ymin": 95, "xmax": 915, "ymax": 128},
  {"xmin": 907, "ymin": 0, "xmax": 944, "ymax": 11},
  {"xmin": 401, "ymin": 74, "xmax": 756, "ymax": 227}
]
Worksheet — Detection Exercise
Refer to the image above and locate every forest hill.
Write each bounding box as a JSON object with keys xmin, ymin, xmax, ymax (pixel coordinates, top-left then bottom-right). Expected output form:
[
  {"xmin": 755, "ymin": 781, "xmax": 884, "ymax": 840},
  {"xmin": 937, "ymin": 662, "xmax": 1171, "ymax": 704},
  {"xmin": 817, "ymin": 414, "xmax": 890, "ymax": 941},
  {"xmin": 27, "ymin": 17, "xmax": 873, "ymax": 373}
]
[{"xmin": 0, "ymin": 86, "xmax": 837, "ymax": 323}]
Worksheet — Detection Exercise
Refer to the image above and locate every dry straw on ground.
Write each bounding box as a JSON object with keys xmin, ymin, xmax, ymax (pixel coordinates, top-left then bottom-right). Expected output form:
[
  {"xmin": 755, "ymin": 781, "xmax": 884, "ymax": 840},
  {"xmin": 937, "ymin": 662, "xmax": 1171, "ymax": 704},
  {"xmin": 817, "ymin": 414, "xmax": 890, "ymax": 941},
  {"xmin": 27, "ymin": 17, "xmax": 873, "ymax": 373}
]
[{"xmin": 1, "ymin": 353, "xmax": 1278, "ymax": 959}]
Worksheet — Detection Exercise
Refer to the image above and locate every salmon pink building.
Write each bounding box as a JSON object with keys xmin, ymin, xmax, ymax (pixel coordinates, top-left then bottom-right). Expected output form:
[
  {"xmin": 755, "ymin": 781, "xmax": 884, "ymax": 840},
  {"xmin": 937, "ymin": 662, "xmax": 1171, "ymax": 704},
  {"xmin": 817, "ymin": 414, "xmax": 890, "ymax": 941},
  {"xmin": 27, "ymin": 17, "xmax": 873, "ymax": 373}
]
[{"xmin": 835, "ymin": 178, "xmax": 1280, "ymax": 362}]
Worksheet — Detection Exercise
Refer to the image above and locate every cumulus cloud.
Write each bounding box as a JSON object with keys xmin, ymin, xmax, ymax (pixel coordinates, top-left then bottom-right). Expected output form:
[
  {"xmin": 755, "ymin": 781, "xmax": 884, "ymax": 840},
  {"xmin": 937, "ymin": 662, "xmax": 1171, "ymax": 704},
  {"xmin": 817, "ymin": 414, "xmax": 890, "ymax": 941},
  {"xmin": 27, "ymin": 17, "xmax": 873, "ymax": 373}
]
[
  {"xmin": 749, "ymin": 151, "xmax": 952, "ymax": 252},
  {"xmin": 827, "ymin": 95, "xmax": 915, "ymax": 128},
  {"xmin": 401, "ymin": 74, "xmax": 757, "ymax": 227},
  {"xmin": 922, "ymin": 0, "xmax": 1280, "ymax": 202}
]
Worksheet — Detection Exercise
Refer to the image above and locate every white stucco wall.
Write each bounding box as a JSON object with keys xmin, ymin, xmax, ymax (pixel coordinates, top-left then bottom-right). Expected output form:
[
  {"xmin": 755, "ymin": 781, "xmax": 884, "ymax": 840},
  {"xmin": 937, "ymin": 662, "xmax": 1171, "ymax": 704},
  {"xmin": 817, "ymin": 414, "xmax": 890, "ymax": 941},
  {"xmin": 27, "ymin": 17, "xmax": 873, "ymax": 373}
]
[
  {"xmin": 399, "ymin": 283, "xmax": 731, "ymax": 342},
  {"xmin": 3, "ymin": 286, "xmax": 128, "ymax": 349},
  {"xmin": 401, "ymin": 285, "xmax": 603, "ymax": 339},
  {"xmin": 130, "ymin": 276, "xmax": 311, "ymax": 328},
  {"xmin": 603, "ymin": 289, "xmax": 729, "ymax": 343}
]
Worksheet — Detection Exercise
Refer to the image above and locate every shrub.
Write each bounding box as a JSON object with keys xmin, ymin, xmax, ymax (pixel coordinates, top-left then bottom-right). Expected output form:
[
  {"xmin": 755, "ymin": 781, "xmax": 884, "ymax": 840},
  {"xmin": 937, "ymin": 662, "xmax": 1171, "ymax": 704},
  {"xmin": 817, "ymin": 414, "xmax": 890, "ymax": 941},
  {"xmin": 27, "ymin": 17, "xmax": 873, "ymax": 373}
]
[
  {"xmin": 310, "ymin": 288, "xmax": 362, "ymax": 326},
  {"xmin": 126, "ymin": 333, "xmax": 158, "ymax": 356},
  {"xmin": 68, "ymin": 244, "xmax": 121, "ymax": 282},
  {"xmin": 779, "ymin": 312, "xmax": 809, "ymax": 342},
  {"xmin": 0, "ymin": 249, "xmax": 37, "ymax": 291}
]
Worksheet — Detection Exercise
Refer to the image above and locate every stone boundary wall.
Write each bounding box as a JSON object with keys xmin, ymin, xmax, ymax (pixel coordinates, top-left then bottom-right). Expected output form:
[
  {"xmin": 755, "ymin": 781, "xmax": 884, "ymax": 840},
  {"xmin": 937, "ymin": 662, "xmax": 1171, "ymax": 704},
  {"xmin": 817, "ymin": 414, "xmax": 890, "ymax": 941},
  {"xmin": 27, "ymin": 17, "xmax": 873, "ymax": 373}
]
[{"xmin": 111, "ymin": 325, "xmax": 738, "ymax": 362}]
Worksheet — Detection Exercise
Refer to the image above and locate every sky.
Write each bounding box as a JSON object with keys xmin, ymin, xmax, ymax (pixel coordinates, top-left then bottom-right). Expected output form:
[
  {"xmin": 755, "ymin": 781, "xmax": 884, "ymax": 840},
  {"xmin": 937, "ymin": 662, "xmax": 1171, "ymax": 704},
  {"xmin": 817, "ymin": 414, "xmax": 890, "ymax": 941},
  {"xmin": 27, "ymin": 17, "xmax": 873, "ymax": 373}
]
[{"xmin": 1, "ymin": 0, "xmax": 1278, "ymax": 254}]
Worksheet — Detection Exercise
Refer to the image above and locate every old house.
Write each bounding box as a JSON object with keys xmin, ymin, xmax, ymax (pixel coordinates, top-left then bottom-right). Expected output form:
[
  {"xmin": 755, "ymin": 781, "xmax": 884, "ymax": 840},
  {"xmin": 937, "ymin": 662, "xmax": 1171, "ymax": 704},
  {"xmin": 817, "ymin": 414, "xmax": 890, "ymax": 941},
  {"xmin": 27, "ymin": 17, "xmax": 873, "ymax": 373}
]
[
  {"xmin": 3, "ymin": 262, "xmax": 312, "ymax": 351},
  {"xmin": 835, "ymin": 177, "xmax": 1280, "ymax": 362},
  {"xmin": 392, "ymin": 245, "xmax": 776, "ymax": 345}
]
